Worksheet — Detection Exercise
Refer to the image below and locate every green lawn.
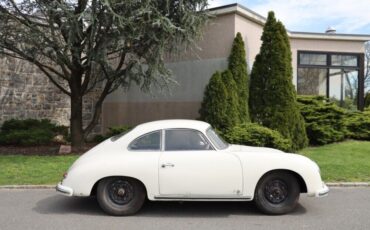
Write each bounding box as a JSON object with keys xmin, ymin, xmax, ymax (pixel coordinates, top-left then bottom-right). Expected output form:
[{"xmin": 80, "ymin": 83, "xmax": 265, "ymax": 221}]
[
  {"xmin": 0, "ymin": 140, "xmax": 369, "ymax": 185},
  {"xmin": 0, "ymin": 155, "xmax": 78, "ymax": 185},
  {"xmin": 300, "ymin": 140, "xmax": 370, "ymax": 182}
]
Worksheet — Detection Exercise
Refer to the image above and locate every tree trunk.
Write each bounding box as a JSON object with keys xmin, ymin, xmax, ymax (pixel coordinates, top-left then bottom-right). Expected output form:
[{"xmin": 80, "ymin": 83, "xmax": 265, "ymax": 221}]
[{"xmin": 70, "ymin": 69, "xmax": 84, "ymax": 151}]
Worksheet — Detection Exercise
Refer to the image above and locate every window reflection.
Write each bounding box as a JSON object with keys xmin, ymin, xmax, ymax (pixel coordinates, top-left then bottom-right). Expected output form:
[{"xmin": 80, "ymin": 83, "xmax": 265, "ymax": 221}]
[
  {"xmin": 297, "ymin": 68, "xmax": 327, "ymax": 95},
  {"xmin": 331, "ymin": 55, "xmax": 357, "ymax": 67},
  {"xmin": 299, "ymin": 53, "xmax": 327, "ymax": 65}
]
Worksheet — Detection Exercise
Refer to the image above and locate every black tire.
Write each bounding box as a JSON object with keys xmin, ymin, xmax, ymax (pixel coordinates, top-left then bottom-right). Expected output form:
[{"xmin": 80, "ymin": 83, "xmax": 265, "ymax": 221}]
[
  {"xmin": 254, "ymin": 172, "xmax": 300, "ymax": 215},
  {"xmin": 97, "ymin": 177, "xmax": 146, "ymax": 216}
]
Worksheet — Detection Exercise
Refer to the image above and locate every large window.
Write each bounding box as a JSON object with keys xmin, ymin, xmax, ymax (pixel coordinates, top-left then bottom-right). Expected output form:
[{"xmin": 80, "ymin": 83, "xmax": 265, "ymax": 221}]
[{"xmin": 297, "ymin": 51, "xmax": 364, "ymax": 109}]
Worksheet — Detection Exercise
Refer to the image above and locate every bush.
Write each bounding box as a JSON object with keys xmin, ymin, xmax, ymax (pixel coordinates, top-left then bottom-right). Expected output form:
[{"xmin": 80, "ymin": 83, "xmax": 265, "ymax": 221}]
[
  {"xmin": 199, "ymin": 71, "xmax": 232, "ymax": 131},
  {"xmin": 249, "ymin": 12, "xmax": 308, "ymax": 151},
  {"xmin": 297, "ymin": 96, "xmax": 347, "ymax": 145},
  {"xmin": 365, "ymin": 92, "xmax": 370, "ymax": 108},
  {"xmin": 0, "ymin": 119, "xmax": 68, "ymax": 146},
  {"xmin": 107, "ymin": 125, "xmax": 132, "ymax": 136},
  {"xmin": 345, "ymin": 109, "xmax": 370, "ymax": 140},
  {"xmin": 223, "ymin": 123, "xmax": 292, "ymax": 152},
  {"xmin": 91, "ymin": 125, "xmax": 133, "ymax": 143}
]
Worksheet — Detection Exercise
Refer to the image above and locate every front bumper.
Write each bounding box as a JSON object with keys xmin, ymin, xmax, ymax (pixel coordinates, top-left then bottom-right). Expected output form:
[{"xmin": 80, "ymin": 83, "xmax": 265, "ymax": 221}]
[
  {"xmin": 56, "ymin": 183, "xmax": 73, "ymax": 196},
  {"xmin": 308, "ymin": 183, "xmax": 329, "ymax": 197}
]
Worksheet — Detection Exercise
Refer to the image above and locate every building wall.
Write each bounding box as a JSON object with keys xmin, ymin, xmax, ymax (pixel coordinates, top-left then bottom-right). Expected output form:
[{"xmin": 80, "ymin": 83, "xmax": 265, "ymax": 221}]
[
  {"xmin": 234, "ymin": 13, "xmax": 263, "ymax": 72},
  {"xmin": 0, "ymin": 57, "xmax": 101, "ymax": 134},
  {"xmin": 102, "ymin": 14, "xmax": 238, "ymax": 131}
]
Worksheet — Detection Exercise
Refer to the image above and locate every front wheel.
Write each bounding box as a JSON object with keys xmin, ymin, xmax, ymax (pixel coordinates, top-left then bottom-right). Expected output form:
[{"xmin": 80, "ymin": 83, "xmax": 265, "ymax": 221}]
[
  {"xmin": 97, "ymin": 177, "xmax": 146, "ymax": 216},
  {"xmin": 254, "ymin": 172, "xmax": 300, "ymax": 215}
]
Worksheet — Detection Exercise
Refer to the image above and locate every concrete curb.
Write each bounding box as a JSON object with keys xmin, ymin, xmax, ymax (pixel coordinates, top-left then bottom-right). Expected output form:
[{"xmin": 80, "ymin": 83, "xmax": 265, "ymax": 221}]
[
  {"xmin": 0, "ymin": 183, "xmax": 369, "ymax": 189},
  {"xmin": 326, "ymin": 182, "xmax": 370, "ymax": 187},
  {"xmin": 0, "ymin": 185, "xmax": 55, "ymax": 189}
]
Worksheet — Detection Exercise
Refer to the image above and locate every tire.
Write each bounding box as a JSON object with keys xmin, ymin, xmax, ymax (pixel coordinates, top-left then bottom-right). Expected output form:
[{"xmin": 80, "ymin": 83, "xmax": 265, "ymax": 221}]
[
  {"xmin": 97, "ymin": 177, "xmax": 146, "ymax": 216},
  {"xmin": 254, "ymin": 172, "xmax": 300, "ymax": 215}
]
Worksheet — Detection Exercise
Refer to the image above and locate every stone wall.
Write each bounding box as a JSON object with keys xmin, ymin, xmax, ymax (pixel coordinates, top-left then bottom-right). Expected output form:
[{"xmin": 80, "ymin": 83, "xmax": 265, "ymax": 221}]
[{"xmin": 0, "ymin": 57, "xmax": 101, "ymax": 134}]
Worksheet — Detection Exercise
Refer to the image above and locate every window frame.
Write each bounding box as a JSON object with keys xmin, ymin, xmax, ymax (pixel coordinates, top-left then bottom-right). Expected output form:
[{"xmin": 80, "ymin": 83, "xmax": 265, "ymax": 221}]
[
  {"xmin": 163, "ymin": 128, "xmax": 216, "ymax": 152},
  {"xmin": 297, "ymin": 50, "xmax": 364, "ymax": 110},
  {"xmin": 127, "ymin": 130, "xmax": 162, "ymax": 152}
]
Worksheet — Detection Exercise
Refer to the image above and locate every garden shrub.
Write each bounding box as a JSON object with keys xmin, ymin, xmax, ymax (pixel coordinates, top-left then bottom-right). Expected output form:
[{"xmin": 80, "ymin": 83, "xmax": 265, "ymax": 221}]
[
  {"xmin": 224, "ymin": 123, "xmax": 292, "ymax": 152},
  {"xmin": 91, "ymin": 125, "xmax": 133, "ymax": 143},
  {"xmin": 0, "ymin": 119, "xmax": 68, "ymax": 146},
  {"xmin": 249, "ymin": 11, "xmax": 308, "ymax": 151},
  {"xmin": 364, "ymin": 92, "xmax": 370, "ymax": 108},
  {"xmin": 297, "ymin": 96, "xmax": 347, "ymax": 145},
  {"xmin": 199, "ymin": 71, "xmax": 235, "ymax": 131},
  {"xmin": 345, "ymin": 109, "xmax": 370, "ymax": 140}
]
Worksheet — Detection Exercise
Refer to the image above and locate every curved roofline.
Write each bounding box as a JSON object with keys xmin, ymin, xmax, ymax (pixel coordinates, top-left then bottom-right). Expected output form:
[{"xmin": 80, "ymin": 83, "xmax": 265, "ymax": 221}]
[{"xmin": 134, "ymin": 119, "xmax": 211, "ymax": 132}]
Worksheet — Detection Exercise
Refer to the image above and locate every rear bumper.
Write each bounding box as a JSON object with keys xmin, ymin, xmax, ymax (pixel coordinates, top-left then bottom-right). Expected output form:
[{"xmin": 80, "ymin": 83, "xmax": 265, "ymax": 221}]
[
  {"xmin": 56, "ymin": 183, "xmax": 73, "ymax": 196},
  {"xmin": 308, "ymin": 183, "xmax": 329, "ymax": 197}
]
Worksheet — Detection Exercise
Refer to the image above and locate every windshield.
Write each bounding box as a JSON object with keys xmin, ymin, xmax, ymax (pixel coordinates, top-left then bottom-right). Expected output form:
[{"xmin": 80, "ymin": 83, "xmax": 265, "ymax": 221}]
[{"xmin": 206, "ymin": 127, "xmax": 229, "ymax": 150}]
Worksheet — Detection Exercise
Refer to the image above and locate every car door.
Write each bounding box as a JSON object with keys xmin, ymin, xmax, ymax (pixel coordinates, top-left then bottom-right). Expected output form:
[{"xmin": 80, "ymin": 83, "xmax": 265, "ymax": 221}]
[{"xmin": 158, "ymin": 128, "xmax": 243, "ymax": 197}]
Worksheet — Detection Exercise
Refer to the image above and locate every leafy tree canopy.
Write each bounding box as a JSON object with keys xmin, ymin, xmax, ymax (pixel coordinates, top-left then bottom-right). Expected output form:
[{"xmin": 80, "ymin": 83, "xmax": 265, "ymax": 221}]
[{"xmin": 0, "ymin": 0, "xmax": 209, "ymax": 148}]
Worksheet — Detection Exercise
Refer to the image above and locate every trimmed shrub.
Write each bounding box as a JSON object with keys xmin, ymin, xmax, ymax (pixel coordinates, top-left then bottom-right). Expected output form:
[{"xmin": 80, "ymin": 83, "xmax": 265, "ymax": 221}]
[
  {"xmin": 0, "ymin": 119, "xmax": 68, "ymax": 146},
  {"xmin": 199, "ymin": 71, "xmax": 235, "ymax": 131},
  {"xmin": 297, "ymin": 96, "xmax": 347, "ymax": 145},
  {"xmin": 345, "ymin": 109, "xmax": 370, "ymax": 140},
  {"xmin": 249, "ymin": 11, "xmax": 308, "ymax": 151},
  {"xmin": 224, "ymin": 123, "xmax": 292, "ymax": 152},
  {"xmin": 221, "ymin": 70, "xmax": 241, "ymax": 128},
  {"xmin": 228, "ymin": 32, "xmax": 250, "ymax": 122}
]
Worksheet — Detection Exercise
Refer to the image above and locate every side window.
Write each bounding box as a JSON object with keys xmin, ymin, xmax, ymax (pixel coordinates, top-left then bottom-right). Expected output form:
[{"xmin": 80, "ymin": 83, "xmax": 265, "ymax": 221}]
[
  {"xmin": 165, "ymin": 129, "xmax": 213, "ymax": 151},
  {"xmin": 128, "ymin": 131, "xmax": 161, "ymax": 151}
]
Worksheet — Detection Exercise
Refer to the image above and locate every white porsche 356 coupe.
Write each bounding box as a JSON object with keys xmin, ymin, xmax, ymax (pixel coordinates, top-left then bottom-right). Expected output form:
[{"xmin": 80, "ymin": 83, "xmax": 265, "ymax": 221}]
[{"xmin": 57, "ymin": 120, "xmax": 328, "ymax": 216}]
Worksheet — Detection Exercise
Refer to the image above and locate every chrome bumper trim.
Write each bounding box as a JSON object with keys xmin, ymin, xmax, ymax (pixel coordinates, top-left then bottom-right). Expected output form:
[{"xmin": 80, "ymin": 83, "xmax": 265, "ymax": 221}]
[{"xmin": 56, "ymin": 183, "xmax": 73, "ymax": 196}]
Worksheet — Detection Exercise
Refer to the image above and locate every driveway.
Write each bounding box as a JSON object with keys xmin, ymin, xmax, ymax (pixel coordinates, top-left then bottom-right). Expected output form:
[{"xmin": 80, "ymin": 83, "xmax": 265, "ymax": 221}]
[{"xmin": 0, "ymin": 187, "xmax": 369, "ymax": 230}]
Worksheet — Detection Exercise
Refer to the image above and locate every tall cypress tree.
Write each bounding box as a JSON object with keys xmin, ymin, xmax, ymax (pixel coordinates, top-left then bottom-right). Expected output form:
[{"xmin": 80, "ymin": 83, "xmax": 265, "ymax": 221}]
[
  {"xmin": 199, "ymin": 70, "xmax": 240, "ymax": 131},
  {"xmin": 221, "ymin": 70, "xmax": 241, "ymax": 128},
  {"xmin": 228, "ymin": 33, "xmax": 250, "ymax": 122},
  {"xmin": 249, "ymin": 12, "xmax": 308, "ymax": 151},
  {"xmin": 199, "ymin": 71, "xmax": 229, "ymax": 131}
]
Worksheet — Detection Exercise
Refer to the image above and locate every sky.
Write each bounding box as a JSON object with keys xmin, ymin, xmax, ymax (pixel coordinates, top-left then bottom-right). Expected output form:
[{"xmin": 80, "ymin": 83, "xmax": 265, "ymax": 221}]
[{"xmin": 208, "ymin": 0, "xmax": 370, "ymax": 34}]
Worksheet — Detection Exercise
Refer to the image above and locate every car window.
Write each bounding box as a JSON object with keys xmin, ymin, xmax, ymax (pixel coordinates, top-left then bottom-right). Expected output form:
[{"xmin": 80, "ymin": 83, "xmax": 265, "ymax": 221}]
[
  {"xmin": 128, "ymin": 131, "xmax": 161, "ymax": 151},
  {"xmin": 206, "ymin": 127, "xmax": 229, "ymax": 150},
  {"xmin": 165, "ymin": 129, "xmax": 213, "ymax": 151}
]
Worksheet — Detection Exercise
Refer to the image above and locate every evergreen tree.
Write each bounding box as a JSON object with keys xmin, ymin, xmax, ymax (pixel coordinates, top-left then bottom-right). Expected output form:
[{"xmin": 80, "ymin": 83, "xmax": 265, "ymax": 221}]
[
  {"xmin": 199, "ymin": 72, "xmax": 229, "ymax": 131},
  {"xmin": 228, "ymin": 33, "xmax": 250, "ymax": 122},
  {"xmin": 249, "ymin": 11, "xmax": 308, "ymax": 151},
  {"xmin": 221, "ymin": 70, "xmax": 241, "ymax": 128}
]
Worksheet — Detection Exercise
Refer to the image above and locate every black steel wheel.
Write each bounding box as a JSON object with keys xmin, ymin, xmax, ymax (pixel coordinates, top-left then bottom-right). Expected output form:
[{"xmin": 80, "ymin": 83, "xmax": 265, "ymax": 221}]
[
  {"xmin": 97, "ymin": 177, "xmax": 146, "ymax": 216},
  {"xmin": 254, "ymin": 172, "xmax": 300, "ymax": 215}
]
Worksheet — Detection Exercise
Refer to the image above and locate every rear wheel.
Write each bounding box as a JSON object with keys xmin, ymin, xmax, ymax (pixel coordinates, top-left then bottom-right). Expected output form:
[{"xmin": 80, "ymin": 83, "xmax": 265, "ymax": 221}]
[
  {"xmin": 254, "ymin": 172, "xmax": 300, "ymax": 215},
  {"xmin": 97, "ymin": 177, "xmax": 146, "ymax": 216}
]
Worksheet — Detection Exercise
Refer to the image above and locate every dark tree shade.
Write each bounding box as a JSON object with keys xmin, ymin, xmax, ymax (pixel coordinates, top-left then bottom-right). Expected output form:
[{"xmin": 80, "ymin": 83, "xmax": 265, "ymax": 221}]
[
  {"xmin": 249, "ymin": 11, "xmax": 308, "ymax": 151},
  {"xmin": 0, "ymin": 0, "xmax": 209, "ymax": 149},
  {"xmin": 228, "ymin": 32, "xmax": 250, "ymax": 122}
]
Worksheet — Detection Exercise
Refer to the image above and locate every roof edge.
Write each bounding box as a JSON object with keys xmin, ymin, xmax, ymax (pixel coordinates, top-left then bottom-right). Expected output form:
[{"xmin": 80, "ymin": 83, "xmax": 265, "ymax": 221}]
[{"xmin": 208, "ymin": 3, "xmax": 370, "ymax": 42}]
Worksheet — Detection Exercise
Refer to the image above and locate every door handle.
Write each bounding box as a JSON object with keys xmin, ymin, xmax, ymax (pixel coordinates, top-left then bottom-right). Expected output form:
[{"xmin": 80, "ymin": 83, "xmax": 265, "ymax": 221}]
[{"xmin": 161, "ymin": 163, "xmax": 175, "ymax": 168}]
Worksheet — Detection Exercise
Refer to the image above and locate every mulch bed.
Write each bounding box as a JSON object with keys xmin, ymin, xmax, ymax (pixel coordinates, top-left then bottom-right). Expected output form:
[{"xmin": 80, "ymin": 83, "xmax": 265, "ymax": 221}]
[{"xmin": 0, "ymin": 143, "xmax": 97, "ymax": 155}]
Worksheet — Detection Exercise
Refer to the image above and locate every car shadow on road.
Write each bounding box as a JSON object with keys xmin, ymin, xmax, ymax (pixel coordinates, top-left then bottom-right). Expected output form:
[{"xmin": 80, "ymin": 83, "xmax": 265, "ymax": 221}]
[{"xmin": 34, "ymin": 195, "xmax": 306, "ymax": 217}]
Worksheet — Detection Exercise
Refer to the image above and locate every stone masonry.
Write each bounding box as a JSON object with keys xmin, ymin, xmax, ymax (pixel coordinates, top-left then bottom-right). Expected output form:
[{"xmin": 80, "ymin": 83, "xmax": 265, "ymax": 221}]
[{"xmin": 0, "ymin": 57, "xmax": 102, "ymax": 134}]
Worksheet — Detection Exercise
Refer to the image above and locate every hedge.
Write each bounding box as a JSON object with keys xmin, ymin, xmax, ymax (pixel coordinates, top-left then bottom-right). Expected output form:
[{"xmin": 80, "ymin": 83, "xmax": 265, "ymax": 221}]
[{"xmin": 223, "ymin": 123, "xmax": 292, "ymax": 152}]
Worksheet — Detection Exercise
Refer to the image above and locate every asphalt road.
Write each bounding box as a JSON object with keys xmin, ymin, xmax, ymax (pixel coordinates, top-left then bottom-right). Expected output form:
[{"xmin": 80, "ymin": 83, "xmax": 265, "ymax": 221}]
[{"xmin": 0, "ymin": 187, "xmax": 369, "ymax": 230}]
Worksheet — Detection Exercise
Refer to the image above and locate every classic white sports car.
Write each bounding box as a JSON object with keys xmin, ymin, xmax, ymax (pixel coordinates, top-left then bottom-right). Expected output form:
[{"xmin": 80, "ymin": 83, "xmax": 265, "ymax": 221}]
[{"xmin": 56, "ymin": 119, "xmax": 328, "ymax": 215}]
